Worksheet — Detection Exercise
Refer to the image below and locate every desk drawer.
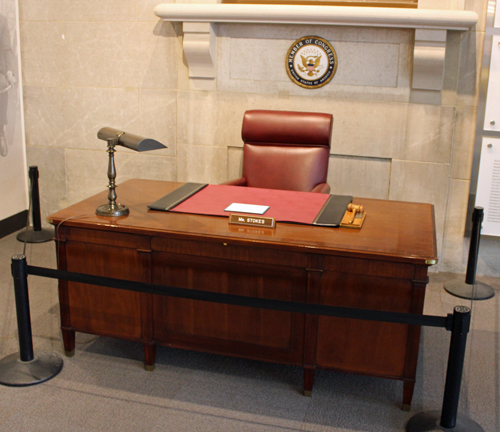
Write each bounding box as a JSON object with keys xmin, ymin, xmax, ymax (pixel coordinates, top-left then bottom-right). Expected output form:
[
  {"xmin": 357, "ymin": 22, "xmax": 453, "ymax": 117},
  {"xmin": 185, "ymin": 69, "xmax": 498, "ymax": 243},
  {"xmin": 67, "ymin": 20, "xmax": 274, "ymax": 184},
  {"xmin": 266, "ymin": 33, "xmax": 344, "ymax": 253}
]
[
  {"xmin": 57, "ymin": 226, "xmax": 150, "ymax": 250},
  {"xmin": 151, "ymin": 237, "xmax": 307, "ymax": 268},
  {"xmin": 322, "ymin": 255, "xmax": 416, "ymax": 279}
]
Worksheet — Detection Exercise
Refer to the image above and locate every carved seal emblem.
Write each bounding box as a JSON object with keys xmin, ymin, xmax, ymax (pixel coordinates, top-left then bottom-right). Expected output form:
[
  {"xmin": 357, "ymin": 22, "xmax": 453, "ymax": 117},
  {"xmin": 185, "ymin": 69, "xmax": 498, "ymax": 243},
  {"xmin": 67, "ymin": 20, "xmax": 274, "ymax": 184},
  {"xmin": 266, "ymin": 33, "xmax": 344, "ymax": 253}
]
[{"xmin": 286, "ymin": 36, "xmax": 337, "ymax": 89}]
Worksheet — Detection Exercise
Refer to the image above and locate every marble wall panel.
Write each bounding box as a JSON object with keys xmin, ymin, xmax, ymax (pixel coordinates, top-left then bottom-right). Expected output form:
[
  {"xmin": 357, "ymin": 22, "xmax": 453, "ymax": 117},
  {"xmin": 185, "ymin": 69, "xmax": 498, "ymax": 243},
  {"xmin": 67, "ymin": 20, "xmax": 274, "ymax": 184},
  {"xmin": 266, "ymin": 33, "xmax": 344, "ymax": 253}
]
[
  {"xmin": 179, "ymin": 91, "xmax": 217, "ymax": 146},
  {"xmin": 25, "ymin": 146, "xmax": 66, "ymax": 222},
  {"xmin": 176, "ymin": 144, "xmax": 228, "ymax": 183},
  {"xmin": 23, "ymin": 86, "xmax": 140, "ymax": 150},
  {"xmin": 400, "ymin": 104, "xmax": 455, "ymax": 163},
  {"xmin": 227, "ymin": 147, "xmax": 243, "ymax": 181},
  {"xmin": 389, "ymin": 160, "xmax": 451, "ymax": 260},
  {"xmin": 333, "ymin": 41, "xmax": 400, "ymax": 88},
  {"xmin": 442, "ymin": 31, "xmax": 463, "ymax": 106},
  {"xmin": 65, "ymin": 148, "xmax": 176, "ymax": 206},
  {"xmin": 218, "ymin": 24, "xmax": 414, "ymax": 45},
  {"xmin": 20, "ymin": 21, "xmax": 177, "ymax": 89},
  {"xmin": 327, "ymin": 156, "xmax": 391, "ymax": 199},
  {"xmin": 440, "ymin": 178, "xmax": 470, "ymax": 273},
  {"xmin": 217, "ymin": 25, "xmax": 412, "ymax": 102},
  {"xmin": 177, "ymin": 92, "xmax": 241, "ymax": 146},
  {"xmin": 19, "ymin": 0, "xmax": 139, "ymax": 22},
  {"xmin": 456, "ymin": 30, "xmax": 484, "ymax": 107},
  {"xmin": 139, "ymin": 89, "xmax": 177, "ymax": 156},
  {"xmin": 409, "ymin": 89, "xmax": 443, "ymax": 106},
  {"xmin": 451, "ymin": 105, "xmax": 477, "ymax": 179},
  {"xmin": 326, "ymin": 100, "xmax": 407, "ymax": 158},
  {"xmin": 227, "ymin": 38, "xmax": 291, "ymax": 84},
  {"xmin": 229, "ymin": 38, "xmax": 400, "ymax": 88}
]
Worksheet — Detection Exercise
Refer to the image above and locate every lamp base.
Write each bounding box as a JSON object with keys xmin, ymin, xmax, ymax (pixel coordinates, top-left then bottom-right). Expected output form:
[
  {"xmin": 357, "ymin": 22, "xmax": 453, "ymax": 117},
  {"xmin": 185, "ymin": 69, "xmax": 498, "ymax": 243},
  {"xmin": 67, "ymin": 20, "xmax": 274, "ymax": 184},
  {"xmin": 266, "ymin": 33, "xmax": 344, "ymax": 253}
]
[{"xmin": 96, "ymin": 203, "xmax": 129, "ymax": 217}]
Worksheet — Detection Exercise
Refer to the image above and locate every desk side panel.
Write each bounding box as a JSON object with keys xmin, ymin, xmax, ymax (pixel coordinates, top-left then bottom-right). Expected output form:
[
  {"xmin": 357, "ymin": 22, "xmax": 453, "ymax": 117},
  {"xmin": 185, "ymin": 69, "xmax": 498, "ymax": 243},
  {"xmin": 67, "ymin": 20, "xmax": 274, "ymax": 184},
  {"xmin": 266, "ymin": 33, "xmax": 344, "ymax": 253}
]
[
  {"xmin": 58, "ymin": 228, "xmax": 151, "ymax": 342},
  {"xmin": 315, "ymin": 257, "xmax": 424, "ymax": 379}
]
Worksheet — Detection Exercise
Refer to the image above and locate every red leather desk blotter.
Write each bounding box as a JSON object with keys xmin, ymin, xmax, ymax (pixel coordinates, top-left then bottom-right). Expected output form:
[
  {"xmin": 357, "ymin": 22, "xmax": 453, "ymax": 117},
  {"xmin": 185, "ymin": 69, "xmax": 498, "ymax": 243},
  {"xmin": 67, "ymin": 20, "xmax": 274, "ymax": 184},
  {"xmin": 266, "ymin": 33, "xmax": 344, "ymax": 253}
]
[{"xmin": 149, "ymin": 183, "xmax": 352, "ymax": 226}]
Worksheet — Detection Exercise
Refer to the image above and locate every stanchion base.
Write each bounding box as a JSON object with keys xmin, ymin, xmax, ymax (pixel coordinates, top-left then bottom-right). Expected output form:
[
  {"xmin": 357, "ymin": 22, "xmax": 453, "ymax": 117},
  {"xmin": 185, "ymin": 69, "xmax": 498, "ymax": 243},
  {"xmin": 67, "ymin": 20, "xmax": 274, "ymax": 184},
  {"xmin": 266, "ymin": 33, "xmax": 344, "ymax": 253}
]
[
  {"xmin": 16, "ymin": 227, "xmax": 54, "ymax": 243},
  {"xmin": 406, "ymin": 410, "xmax": 484, "ymax": 432},
  {"xmin": 0, "ymin": 352, "xmax": 63, "ymax": 387},
  {"xmin": 444, "ymin": 280, "xmax": 495, "ymax": 300}
]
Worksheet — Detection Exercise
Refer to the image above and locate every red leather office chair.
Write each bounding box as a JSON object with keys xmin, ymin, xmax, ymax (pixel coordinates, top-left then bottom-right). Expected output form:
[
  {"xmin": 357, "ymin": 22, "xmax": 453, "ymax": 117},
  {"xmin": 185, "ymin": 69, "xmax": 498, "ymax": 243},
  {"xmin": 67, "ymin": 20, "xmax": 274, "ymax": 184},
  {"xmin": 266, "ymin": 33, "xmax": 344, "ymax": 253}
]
[{"xmin": 223, "ymin": 110, "xmax": 332, "ymax": 193}]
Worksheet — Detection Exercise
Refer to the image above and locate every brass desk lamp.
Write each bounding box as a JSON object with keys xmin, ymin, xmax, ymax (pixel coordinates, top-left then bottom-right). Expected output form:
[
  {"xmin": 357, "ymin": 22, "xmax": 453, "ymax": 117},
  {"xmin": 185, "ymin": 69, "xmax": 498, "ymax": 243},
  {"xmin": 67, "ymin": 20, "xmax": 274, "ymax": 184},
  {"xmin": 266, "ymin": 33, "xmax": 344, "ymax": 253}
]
[{"xmin": 96, "ymin": 127, "xmax": 166, "ymax": 217}]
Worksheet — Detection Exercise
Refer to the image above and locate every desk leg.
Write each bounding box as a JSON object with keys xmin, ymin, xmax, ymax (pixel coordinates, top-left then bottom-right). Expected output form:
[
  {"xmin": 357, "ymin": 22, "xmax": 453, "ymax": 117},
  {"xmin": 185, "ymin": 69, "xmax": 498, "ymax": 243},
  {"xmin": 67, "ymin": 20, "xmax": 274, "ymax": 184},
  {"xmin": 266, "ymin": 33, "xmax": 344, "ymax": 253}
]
[
  {"xmin": 61, "ymin": 328, "xmax": 75, "ymax": 357},
  {"xmin": 303, "ymin": 257, "xmax": 322, "ymax": 398},
  {"xmin": 402, "ymin": 379, "xmax": 415, "ymax": 411},
  {"xmin": 401, "ymin": 273, "xmax": 427, "ymax": 411},
  {"xmin": 303, "ymin": 366, "xmax": 315, "ymax": 397},
  {"xmin": 143, "ymin": 343, "xmax": 156, "ymax": 372}
]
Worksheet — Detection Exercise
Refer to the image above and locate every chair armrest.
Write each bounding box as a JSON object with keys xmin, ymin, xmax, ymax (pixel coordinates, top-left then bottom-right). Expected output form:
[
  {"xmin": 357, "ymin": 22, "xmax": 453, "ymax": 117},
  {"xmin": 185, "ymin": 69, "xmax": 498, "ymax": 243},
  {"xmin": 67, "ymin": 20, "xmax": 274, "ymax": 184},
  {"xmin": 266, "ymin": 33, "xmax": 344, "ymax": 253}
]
[
  {"xmin": 221, "ymin": 177, "xmax": 248, "ymax": 187},
  {"xmin": 311, "ymin": 183, "xmax": 331, "ymax": 194}
]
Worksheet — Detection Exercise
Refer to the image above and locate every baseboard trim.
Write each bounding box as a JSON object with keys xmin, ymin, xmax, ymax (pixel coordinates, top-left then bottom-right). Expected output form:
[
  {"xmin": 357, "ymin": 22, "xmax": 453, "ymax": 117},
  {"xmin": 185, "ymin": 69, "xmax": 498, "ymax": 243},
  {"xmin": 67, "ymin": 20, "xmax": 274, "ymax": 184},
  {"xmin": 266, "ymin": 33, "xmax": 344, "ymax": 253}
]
[{"xmin": 0, "ymin": 210, "xmax": 29, "ymax": 239}]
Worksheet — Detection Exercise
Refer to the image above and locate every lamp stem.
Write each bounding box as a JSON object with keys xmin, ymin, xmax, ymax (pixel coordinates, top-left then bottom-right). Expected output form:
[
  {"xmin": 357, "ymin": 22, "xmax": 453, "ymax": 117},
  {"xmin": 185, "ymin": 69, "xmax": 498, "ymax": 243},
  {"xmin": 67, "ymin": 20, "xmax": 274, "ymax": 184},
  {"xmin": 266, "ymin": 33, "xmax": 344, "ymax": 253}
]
[
  {"xmin": 106, "ymin": 137, "xmax": 118, "ymax": 208},
  {"xmin": 96, "ymin": 134, "xmax": 129, "ymax": 217}
]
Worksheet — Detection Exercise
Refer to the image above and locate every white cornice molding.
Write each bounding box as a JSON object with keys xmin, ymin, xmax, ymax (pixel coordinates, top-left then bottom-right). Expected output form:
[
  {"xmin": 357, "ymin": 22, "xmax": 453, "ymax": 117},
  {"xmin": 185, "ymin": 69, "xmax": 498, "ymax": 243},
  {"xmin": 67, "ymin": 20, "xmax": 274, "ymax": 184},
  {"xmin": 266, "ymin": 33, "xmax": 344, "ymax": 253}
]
[
  {"xmin": 155, "ymin": 4, "xmax": 478, "ymax": 92},
  {"xmin": 154, "ymin": 4, "xmax": 478, "ymax": 31}
]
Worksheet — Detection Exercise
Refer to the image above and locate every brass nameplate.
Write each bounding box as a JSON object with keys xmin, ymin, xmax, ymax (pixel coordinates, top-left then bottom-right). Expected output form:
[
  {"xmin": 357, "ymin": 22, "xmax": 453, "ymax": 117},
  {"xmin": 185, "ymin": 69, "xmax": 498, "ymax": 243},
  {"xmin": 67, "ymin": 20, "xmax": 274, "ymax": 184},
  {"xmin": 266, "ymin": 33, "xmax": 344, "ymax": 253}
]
[{"xmin": 229, "ymin": 214, "xmax": 276, "ymax": 229}]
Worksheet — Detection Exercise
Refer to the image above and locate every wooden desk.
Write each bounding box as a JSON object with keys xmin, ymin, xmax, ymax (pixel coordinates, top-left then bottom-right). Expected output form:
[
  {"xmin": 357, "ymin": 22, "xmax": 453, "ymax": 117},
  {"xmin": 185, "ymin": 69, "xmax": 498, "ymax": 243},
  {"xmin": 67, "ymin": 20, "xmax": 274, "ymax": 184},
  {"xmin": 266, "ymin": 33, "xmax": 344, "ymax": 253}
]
[{"xmin": 48, "ymin": 179, "xmax": 437, "ymax": 409}]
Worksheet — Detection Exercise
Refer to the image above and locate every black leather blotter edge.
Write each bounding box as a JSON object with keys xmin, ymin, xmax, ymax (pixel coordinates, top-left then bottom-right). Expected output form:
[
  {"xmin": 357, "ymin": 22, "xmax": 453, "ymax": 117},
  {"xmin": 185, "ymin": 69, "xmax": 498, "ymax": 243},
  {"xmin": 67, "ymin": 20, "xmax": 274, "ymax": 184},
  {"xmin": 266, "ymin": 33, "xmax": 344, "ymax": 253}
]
[
  {"xmin": 148, "ymin": 183, "xmax": 208, "ymax": 211},
  {"xmin": 313, "ymin": 195, "xmax": 353, "ymax": 227}
]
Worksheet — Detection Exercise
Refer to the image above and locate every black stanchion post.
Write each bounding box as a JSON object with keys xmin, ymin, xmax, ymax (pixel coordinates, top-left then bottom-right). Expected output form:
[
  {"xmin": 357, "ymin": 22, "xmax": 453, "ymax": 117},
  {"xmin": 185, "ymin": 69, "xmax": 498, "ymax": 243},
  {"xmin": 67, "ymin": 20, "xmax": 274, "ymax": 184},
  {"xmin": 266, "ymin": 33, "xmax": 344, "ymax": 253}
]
[
  {"xmin": 406, "ymin": 306, "xmax": 484, "ymax": 432},
  {"xmin": 12, "ymin": 254, "xmax": 34, "ymax": 362},
  {"xmin": 16, "ymin": 166, "xmax": 54, "ymax": 243},
  {"xmin": 465, "ymin": 208, "xmax": 483, "ymax": 286},
  {"xmin": 444, "ymin": 207, "xmax": 494, "ymax": 300},
  {"xmin": 440, "ymin": 306, "xmax": 472, "ymax": 429},
  {"xmin": 30, "ymin": 165, "xmax": 43, "ymax": 232},
  {"xmin": 0, "ymin": 255, "xmax": 63, "ymax": 387}
]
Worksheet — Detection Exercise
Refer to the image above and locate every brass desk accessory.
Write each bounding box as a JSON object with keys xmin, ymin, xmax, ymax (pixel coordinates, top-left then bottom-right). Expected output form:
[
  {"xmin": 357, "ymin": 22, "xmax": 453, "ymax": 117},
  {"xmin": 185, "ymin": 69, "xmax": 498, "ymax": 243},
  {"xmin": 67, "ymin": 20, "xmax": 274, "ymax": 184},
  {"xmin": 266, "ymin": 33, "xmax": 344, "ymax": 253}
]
[{"xmin": 340, "ymin": 203, "xmax": 366, "ymax": 229}]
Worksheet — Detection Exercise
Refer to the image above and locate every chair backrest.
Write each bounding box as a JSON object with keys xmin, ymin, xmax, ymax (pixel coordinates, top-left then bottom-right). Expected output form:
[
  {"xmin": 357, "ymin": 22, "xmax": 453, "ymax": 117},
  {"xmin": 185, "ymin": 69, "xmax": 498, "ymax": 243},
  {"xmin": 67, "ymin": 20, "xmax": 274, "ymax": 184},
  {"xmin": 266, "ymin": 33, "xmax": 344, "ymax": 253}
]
[{"xmin": 241, "ymin": 110, "xmax": 333, "ymax": 192}]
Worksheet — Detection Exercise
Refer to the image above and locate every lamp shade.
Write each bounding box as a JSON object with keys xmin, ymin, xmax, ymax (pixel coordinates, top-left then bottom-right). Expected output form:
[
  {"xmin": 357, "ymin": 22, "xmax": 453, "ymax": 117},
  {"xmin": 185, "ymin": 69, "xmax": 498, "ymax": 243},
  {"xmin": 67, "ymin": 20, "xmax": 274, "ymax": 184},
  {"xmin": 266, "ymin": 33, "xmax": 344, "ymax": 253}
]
[{"xmin": 97, "ymin": 127, "xmax": 166, "ymax": 152}]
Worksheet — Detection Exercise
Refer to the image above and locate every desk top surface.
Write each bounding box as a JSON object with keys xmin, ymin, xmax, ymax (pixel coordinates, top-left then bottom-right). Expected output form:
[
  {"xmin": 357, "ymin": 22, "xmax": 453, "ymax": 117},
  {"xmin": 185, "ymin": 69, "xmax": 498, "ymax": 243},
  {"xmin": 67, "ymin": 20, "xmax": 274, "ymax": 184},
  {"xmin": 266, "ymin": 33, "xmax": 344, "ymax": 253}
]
[{"xmin": 48, "ymin": 179, "xmax": 438, "ymax": 265}]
